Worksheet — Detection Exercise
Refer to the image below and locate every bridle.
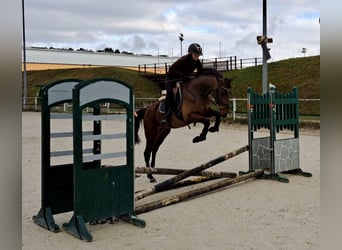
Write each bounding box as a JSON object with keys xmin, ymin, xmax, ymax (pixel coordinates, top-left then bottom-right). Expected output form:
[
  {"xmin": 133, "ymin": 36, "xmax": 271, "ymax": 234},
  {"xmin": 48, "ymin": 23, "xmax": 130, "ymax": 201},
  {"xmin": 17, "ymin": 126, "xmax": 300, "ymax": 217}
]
[
  {"xmin": 188, "ymin": 75, "xmax": 231, "ymax": 108},
  {"xmin": 211, "ymin": 78, "xmax": 231, "ymax": 108}
]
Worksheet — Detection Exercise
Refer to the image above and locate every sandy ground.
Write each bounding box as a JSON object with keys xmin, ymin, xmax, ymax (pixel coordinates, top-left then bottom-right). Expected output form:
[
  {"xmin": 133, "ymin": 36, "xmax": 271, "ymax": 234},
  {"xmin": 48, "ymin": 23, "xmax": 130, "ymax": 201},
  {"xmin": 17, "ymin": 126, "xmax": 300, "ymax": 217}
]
[{"xmin": 22, "ymin": 111, "xmax": 320, "ymax": 250}]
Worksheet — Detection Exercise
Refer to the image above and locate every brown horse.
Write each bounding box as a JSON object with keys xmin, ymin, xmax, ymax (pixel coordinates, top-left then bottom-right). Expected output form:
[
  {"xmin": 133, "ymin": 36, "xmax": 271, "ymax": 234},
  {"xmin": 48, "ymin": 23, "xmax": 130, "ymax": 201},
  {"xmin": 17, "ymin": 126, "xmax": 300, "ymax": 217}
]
[{"xmin": 135, "ymin": 70, "xmax": 232, "ymax": 182}]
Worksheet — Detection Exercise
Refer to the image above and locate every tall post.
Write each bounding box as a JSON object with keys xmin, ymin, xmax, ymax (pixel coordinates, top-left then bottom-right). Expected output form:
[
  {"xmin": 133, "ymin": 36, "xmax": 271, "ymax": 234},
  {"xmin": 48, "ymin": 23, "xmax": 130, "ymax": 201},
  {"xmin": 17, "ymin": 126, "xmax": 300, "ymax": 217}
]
[
  {"xmin": 180, "ymin": 41, "xmax": 182, "ymax": 56},
  {"xmin": 179, "ymin": 33, "xmax": 184, "ymax": 56},
  {"xmin": 22, "ymin": 0, "xmax": 27, "ymax": 109},
  {"xmin": 262, "ymin": 0, "xmax": 268, "ymax": 94},
  {"xmin": 219, "ymin": 41, "xmax": 221, "ymax": 59}
]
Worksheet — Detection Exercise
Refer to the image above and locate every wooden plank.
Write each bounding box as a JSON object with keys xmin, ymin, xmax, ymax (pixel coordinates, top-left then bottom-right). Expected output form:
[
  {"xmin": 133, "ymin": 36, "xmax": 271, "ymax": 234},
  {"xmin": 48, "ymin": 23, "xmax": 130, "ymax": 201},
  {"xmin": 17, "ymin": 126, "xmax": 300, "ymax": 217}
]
[
  {"xmin": 135, "ymin": 167, "xmax": 237, "ymax": 178},
  {"xmin": 135, "ymin": 169, "xmax": 264, "ymax": 215},
  {"xmin": 135, "ymin": 145, "xmax": 249, "ymax": 201}
]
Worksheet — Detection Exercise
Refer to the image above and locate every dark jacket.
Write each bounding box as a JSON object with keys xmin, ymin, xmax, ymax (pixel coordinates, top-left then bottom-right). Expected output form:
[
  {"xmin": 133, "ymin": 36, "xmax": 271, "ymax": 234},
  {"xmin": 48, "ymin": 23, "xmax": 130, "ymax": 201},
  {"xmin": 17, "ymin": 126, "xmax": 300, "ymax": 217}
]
[{"xmin": 167, "ymin": 54, "xmax": 203, "ymax": 80}]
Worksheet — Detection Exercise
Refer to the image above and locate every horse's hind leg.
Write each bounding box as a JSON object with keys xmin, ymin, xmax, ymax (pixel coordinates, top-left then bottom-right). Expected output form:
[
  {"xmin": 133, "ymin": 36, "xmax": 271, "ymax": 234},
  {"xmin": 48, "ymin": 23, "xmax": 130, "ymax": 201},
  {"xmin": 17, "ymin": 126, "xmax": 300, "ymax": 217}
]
[
  {"xmin": 192, "ymin": 119, "xmax": 210, "ymax": 143},
  {"xmin": 148, "ymin": 128, "xmax": 171, "ymax": 183},
  {"xmin": 143, "ymin": 150, "xmax": 152, "ymax": 178},
  {"xmin": 142, "ymin": 116, "xmax": 159, "ymax": 182},
  {"xmin": 151, "ymin": 128, "xmax": 171, "ymax": 167},
  {"xmin": 208, "ymin": 112, "xmax": 221, "ymax": 133},
  {"xmin": 141, "ymin": 132, "xmax": 154, "ymax": 181},
  {"xmin": 143, "ymin": 143, "xmax": 156, "ymax": 182}
]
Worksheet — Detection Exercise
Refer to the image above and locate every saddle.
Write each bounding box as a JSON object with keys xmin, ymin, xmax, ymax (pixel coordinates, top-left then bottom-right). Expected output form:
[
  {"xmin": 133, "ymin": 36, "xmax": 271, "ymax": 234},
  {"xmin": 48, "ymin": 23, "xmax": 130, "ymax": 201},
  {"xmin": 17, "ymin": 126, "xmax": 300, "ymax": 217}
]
[{"xmin": 159, "ymin": 82, "xmax": 184, "ymax": 121}]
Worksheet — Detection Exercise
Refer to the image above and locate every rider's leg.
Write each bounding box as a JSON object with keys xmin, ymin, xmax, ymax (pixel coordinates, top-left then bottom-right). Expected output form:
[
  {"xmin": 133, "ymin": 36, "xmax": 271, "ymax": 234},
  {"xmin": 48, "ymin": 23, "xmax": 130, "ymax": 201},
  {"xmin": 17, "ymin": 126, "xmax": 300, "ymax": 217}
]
[{"xmin": 162, "ymin": 77, "xmax": 174, "ymax": 124}]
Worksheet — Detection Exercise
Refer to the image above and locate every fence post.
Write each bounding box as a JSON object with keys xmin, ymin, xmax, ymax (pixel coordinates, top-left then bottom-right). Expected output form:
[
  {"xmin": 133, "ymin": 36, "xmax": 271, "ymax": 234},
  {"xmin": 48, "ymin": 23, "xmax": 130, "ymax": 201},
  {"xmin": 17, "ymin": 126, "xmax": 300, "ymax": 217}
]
[
  {"xmin": 35, "ymin": 97, "xmax": 38, "ymax": 111},
  {"xmin": 165, "ymin": 62, "xmax": 168, "ymax": 74},
  {"xmin": 232, "ymin": 98, "xmax": 236, "ymax": 120}
]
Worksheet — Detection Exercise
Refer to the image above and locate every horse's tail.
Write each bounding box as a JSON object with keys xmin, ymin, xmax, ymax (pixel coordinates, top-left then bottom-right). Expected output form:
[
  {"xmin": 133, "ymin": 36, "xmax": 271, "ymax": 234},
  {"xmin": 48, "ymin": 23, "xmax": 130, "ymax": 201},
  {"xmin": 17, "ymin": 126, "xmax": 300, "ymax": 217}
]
[{"xmin": 134, "ymin": 108, "xmax": 146, "ymax": 144}]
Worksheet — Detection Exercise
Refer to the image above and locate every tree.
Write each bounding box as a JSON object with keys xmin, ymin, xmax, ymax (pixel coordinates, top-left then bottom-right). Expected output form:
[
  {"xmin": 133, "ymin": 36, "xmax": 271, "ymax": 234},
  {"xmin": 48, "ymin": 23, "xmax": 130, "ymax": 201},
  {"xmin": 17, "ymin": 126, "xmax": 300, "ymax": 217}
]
[{"xmin": 104, "ymin": 47, "xmax": 114, "ymax": 53}]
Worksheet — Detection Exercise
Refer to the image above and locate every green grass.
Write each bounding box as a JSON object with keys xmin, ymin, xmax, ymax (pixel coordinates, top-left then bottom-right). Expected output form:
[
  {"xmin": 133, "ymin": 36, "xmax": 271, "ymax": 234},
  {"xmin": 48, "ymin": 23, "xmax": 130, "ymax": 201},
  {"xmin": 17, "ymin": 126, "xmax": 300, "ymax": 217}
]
[
  {"xmin": 23, "ymin": 55, "xmax": 320, "ymax": 116},
  {"xmin": 222, "ymin": 55, "xmax": 320, "ymax": 116},
  {"xmin": 225, "ymin": 55, "xmax": 320, "ymax": 98}
]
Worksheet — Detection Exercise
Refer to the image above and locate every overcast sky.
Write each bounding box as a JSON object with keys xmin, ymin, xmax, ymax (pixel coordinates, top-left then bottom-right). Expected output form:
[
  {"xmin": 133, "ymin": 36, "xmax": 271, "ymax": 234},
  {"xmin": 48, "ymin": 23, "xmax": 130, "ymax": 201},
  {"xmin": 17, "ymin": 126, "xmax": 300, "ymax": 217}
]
[{"xmin": 23, "ymin": 0, "xmax": 320, "ymax": 62}]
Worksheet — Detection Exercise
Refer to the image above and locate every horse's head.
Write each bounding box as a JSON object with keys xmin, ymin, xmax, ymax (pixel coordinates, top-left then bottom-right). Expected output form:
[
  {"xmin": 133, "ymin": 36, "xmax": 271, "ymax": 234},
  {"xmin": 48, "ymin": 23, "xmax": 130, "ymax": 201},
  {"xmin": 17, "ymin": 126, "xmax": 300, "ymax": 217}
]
[
  {"xmin": 188, "ymin": 73, "xmax": 232, "ymax": 117},
  {"xmin": 214, "ymin": 77, "xmax": 232, "ymax": 118}
]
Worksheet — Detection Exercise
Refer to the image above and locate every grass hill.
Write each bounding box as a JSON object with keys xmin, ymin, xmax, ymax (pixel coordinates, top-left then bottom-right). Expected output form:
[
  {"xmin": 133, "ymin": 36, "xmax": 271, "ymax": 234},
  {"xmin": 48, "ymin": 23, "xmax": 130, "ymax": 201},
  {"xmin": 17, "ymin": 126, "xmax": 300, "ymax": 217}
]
[
  {"xmin": 223, "ymin": 55, "xmax": 320, "ymax": 116},
  {"xmin": 225, "ymin": 55, "xmax": 320, "ymax": 99},
  {"xmin": 24, "ymin": 66, "xmax": 161, "ymax": 99},
  {"xmin": 23, "ymin": 55, "xmax": 320, "ymax": 116}
]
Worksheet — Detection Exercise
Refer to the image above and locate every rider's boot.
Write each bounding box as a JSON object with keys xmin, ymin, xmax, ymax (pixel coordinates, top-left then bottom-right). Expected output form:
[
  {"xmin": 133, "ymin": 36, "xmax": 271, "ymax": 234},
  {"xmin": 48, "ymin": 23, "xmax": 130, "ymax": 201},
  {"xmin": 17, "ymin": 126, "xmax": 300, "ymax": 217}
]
[
  {"xmin": 161, "ymin": 109, "xmax": 171, "ymax": 124},
  {"xmin": 161, "ymin": 93, "xmax": 172, "ymax": 124},
  {"xmin": 161, "ymin": 86, "xmax": 176, "ymax": 124}
]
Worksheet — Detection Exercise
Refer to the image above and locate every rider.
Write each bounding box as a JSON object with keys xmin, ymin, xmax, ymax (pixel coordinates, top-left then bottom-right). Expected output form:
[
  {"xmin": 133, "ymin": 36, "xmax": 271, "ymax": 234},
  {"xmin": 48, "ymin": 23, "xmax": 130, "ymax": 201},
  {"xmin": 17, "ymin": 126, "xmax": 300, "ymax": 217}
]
[{"xmin": 161, "ymin": 43, "xmax": 203, "ymax": 124}]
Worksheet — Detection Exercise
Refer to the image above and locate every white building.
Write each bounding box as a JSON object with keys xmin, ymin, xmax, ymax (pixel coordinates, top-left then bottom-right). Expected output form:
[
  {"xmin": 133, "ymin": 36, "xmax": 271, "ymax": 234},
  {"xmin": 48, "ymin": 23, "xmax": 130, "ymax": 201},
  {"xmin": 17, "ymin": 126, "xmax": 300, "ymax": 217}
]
[{"xmin": 23, "ymin": 47, "xmax": 178, "ymax": 67}]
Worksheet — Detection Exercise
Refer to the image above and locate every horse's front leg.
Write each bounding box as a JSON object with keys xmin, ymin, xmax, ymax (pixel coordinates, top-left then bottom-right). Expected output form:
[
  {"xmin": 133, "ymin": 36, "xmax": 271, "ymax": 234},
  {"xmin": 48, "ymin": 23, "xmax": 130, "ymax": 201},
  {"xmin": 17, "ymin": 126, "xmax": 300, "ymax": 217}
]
[
  {"xmin": 187, "ymin": 113, "xmax": 212, "ymax": 143},
  {"xmin": 208, "ymin": 110, "xmax": 221, "ymax": 133},
  {"xmin": 192, "ymin": 119, "xmax": 210, "ymax": 143}
]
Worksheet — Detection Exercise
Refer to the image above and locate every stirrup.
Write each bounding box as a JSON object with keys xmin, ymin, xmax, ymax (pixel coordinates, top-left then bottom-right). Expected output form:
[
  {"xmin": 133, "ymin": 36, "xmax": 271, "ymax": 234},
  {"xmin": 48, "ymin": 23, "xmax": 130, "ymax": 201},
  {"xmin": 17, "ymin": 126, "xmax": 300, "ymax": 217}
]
[
  {"xmin": 161, "ymin": 112, "xmax": 171, "ymax": 124},
  {"xmin": 161, "ymin": 109, "xmax": 171, "ymax": 123}
]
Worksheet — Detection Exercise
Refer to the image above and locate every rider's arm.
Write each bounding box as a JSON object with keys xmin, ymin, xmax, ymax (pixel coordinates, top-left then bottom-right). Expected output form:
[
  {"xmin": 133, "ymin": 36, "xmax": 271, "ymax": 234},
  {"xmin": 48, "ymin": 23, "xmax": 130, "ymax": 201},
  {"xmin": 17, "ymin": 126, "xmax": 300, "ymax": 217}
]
[
  {"xmin": 168, "ymin": 56, "xmax": 188, "ymax": 79},
  {"xmin": 195, "ymin": 60, "xmax": 203, "ymax": 74}
]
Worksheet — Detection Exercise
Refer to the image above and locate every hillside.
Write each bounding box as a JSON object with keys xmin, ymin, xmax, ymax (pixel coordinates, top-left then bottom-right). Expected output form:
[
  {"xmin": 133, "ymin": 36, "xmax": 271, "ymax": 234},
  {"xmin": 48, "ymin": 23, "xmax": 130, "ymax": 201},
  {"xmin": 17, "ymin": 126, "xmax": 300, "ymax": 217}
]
[
  {"xmin": 225, "ymin": 55, "xmax": 320, "ymax": 99},
  {"xmin": 23, "ymin": 55, "xmax": 319, "ymax": 115},
  {"xmin": 223, "ymin": 55, "xmax": 320, "ymax": 116},
  {"xmin": 24, "ymin": 66, "xmax": 161, "ymax": 99}
]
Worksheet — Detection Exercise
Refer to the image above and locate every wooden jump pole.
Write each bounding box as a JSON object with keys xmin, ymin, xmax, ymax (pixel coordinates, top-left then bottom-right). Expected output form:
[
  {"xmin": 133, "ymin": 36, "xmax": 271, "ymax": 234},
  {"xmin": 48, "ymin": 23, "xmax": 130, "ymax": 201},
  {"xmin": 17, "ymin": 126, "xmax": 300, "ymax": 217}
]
[
  {"xmin": 170, "ymin": 176, "xmax": 214, "ymax": 189},
  {"xmin": 135, "ymin": 169, "xmax": 264, "ymax": 215},
  {"xmin": 135, "ymin": 145, "xmax": 249, "ymax": 201},
  {"xmin": 135, "ymin": 167, "xmax": 237, "ymax": 178},
  {"xmin": 135, "ymin": 176, "xmax": 216, "ymax": 195}
]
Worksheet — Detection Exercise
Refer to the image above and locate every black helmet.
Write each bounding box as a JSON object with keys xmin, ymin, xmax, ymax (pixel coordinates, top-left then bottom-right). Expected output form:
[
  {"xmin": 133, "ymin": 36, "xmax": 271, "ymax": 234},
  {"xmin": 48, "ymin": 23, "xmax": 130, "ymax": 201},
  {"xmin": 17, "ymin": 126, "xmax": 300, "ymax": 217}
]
[{"xmin": 188, "ymin": 43, "xmax": 203, "ymax": 55}]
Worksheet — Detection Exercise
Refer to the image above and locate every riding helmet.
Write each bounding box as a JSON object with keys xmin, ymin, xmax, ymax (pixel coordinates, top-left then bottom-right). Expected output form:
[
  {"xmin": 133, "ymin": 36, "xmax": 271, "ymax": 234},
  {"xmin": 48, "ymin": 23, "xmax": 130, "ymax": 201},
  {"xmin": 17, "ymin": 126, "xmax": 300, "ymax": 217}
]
[{"xmin": 188, "ymin": 43, "xmax": 203, "ymax": 55}]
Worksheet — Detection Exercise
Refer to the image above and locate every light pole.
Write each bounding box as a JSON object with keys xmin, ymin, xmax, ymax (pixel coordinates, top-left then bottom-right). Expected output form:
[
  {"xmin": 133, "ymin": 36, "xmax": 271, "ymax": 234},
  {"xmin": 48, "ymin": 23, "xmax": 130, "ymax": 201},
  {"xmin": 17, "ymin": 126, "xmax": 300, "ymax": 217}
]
[
  {"xmin": 262, "ymin": 0, "xmax": 267, "ymax": 94},
  {"xmin": 302, "ymin": 48, "xmax": 307, "ymax": 57},
  {"xmin": 257, "ymin": 0, "xmax": 272, "ymax": 94},
  {"xmin": 219, "ymin": 41, "xmax": 221, "ymax": 59},
  {"xmin": 22, "ymin": 0, "xmax": 27, "ymax": 109},
  {"xmin": 179, "ymin": 33, "xmax": 184, "ymax": 56},
  {"xmin": 157, "ymin": 48, "xmax": 159, "ymax": 65}
]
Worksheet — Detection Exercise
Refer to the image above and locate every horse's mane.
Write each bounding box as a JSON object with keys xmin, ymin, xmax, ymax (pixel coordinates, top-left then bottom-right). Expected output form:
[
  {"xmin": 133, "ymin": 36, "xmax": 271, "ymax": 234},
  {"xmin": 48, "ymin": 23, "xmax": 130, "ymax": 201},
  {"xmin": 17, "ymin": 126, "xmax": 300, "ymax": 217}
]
[{"xmin": 198, "ymin": 68, "xmax": 223, "ymax": 78}]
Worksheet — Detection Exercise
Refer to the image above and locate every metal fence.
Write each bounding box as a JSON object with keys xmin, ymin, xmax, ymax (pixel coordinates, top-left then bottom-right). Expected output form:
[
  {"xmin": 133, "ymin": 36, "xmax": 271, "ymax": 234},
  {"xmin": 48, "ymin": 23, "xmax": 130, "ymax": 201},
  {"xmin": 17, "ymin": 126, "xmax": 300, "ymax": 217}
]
[{"xmin": 138, "ymin": 56, "xmax": 263, "ymax": 77}]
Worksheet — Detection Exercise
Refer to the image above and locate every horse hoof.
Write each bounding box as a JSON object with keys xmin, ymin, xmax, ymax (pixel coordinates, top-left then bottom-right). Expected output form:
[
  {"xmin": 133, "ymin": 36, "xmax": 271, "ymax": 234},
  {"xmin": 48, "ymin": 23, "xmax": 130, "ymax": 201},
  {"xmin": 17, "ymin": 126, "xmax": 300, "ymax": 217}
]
[
  {"xmin": 192, "ymin": 136, "xmax": 206, "ymax": 143},
  {"xmin": 149, "ymin": 177, "xmax": 157, "ymax": 183},
  {"xmin": 209, "ymin": 127, "xmax": 219, "ymax": 133}
]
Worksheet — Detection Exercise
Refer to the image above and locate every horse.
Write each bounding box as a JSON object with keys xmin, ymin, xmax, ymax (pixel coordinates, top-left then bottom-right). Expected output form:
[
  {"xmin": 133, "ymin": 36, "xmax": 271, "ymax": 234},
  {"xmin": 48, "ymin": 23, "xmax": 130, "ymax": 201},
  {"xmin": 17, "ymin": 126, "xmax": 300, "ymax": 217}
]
[{"xmin": 135, "ymin": 70, "xmax": 233, "ymax": 182}]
